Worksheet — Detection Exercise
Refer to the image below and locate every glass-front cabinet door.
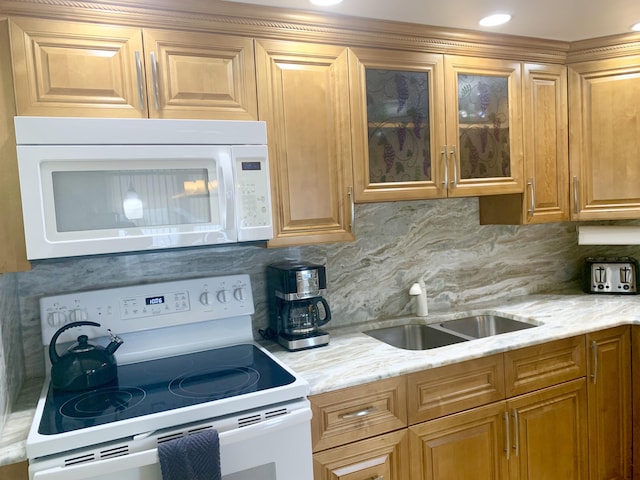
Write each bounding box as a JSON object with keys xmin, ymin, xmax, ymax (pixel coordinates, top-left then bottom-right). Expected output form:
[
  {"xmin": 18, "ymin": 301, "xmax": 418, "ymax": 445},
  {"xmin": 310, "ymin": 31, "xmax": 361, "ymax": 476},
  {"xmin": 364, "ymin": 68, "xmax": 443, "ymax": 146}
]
[
  {"xmin": 350, "ymin": 50, "xmax": 523, "ymax": 202},
  {"xmin": 349, "ymin": 48, "xmax": 446, "ymax": 202},
  {"xmin": 444, "ymin": 55, "xmax": 523, "ymax": 197}
]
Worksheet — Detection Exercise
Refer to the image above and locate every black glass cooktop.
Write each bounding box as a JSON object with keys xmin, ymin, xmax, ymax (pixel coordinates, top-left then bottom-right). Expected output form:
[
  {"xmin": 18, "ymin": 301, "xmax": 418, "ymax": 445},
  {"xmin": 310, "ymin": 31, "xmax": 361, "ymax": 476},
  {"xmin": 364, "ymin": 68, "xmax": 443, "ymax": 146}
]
[{"xmin": 38, "ymin": 344, "xmax": 296, "ymax": 435}]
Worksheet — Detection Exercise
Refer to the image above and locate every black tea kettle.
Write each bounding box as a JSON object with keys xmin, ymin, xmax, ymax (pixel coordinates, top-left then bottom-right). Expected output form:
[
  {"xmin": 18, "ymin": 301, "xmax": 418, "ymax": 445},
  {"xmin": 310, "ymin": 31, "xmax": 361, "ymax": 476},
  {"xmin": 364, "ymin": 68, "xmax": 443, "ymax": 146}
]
[{"xmin": 49, "ymin": 321, "xmax": 124, "ymax": 391}]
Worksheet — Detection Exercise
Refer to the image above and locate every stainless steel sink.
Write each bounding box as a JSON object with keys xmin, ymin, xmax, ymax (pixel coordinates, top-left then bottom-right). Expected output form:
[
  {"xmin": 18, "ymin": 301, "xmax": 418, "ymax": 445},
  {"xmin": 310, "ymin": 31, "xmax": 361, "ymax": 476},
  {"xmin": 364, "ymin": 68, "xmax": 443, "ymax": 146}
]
[
  {"xmin": 439, "ymin": 315, "xmax": 537, "ymax": 339},
  {"xmin": 364, "ymin": 324, "xmax": 468, "ymax": 350}
]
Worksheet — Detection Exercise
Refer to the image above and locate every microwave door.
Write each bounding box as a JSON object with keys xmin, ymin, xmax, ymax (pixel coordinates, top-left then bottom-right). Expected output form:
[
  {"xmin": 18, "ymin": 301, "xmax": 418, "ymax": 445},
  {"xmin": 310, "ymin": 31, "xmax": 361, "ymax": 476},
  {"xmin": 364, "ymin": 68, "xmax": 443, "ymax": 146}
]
[{"xmin": 18, "ymin": 145, "xmax": 237, "ymax": 259}]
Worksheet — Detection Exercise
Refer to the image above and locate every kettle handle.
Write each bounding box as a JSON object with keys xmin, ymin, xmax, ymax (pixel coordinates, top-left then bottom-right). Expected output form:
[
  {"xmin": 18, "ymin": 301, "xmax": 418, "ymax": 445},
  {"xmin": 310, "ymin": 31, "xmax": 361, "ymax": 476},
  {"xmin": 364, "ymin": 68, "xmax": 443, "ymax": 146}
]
[
  {"xmin": 315, "ymin": 298, "xmax": 332, "ymax": 327},
  {"xmin": 48, "ymin": 321, "xmax": 101, "ymax": 366}
]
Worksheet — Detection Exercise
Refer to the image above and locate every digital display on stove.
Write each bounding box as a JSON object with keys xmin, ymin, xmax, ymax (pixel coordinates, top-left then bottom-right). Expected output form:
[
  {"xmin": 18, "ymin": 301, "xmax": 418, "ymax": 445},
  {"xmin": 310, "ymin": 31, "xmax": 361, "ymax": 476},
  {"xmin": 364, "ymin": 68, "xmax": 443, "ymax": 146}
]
[
  {"xmin": 145, "ymin": 295, "xmax": 165, "ymax": 306},
  {"xmin": 37, "ymin": 344, "xmax": 297, "ymax": 436}
]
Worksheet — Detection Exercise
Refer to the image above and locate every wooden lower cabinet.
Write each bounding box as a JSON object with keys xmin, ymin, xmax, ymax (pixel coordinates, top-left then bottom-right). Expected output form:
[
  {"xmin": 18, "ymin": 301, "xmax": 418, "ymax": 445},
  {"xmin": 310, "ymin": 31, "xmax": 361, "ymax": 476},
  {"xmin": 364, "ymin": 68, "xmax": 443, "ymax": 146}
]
[
  {"xmin": 409, "ymin": 401, "xmax": 509, "ymax": 479},
  {"xmin": 508, "ymin": 378, "xmax": 588, "ymax": 480},
  {"xmin": 409, "ymin": 378, "xmax": 588, "ymax": 480},
  {"xmin": 313, "ymin": 429, "xmax": 409, "ymax": 480},
  {"xmin": 312, "ymin": 332, "xmax": 633, "ymax": 479},
  {"xmin": 587, "ymin": 326, "xmax": 632, "ymax": 480}
]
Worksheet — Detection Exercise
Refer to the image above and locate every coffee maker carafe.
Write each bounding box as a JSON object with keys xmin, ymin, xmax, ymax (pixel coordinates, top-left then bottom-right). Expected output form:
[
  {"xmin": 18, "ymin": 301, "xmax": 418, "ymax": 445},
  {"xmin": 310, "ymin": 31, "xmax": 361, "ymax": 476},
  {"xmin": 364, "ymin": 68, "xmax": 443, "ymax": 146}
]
[{"xmin": 267, "ymin": 262, "xmax": 332, "ymax": 351}]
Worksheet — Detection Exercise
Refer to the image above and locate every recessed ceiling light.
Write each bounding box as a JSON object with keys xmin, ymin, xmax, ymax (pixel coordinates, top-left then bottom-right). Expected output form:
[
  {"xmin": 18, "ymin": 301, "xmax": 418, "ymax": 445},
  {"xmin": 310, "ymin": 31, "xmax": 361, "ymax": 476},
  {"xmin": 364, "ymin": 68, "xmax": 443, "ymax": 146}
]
[
  {"xmin": 631, "ymin": 22, "xmax": 640, "ymax": 32},
  {"xmin": 310, "ymin": 0, "xmax": 342, "ymax": 5},
  {"xmin": 479, "ymin": 14, "xmax": 512, "ymax": 27}
]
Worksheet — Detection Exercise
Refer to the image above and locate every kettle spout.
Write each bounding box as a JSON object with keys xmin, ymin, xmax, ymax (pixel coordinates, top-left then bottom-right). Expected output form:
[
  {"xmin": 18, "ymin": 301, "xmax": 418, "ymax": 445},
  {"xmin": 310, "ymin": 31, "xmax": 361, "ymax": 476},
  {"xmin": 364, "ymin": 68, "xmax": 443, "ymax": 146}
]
[{"xmin": 105, "ymin": 329, "xmax": 124, "ymax": 355}]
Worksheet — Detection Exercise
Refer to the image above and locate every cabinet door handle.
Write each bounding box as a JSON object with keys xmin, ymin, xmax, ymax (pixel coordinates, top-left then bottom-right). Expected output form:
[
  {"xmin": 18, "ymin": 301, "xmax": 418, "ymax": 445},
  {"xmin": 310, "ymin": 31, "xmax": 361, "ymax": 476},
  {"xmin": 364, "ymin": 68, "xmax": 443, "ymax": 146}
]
[
  {"xmin": 591, "ymin": 340, "xmax": 598, "ymax": 384},
  {"xmin": 573, "ymin": 175, "xmax": 579, "ymax": 214},
  {"xmin": 450, "ymin": 145, "xmax": 458, "ymax": 189},
  {"xmin": 441, "ymin": 145, "xmax": 448, "ymax": 188},
  {"xmin": 527, "ymin": 178, "xmax": 535, "ymax": 215},
  {"xmin": 135, "ymin": 51, "xmax": 145, "ymax": 111},
  {"xmin": 348, "ymin": 187, "xmax": 355, "ymax": 234},
  {"xmin": 339, "ymin": 405, "xmax": 377, "ymax": 419},
  {"xmin": 150, "ymin": 51, "xmax": 160, "ymax": 111},
  {"xmin": 369, "ymin": 477, "xmax": 384, "ymax": 480},
  {"xmin": 512, "ymin": 409, "xmax": 520, "ymax": 457},
  {"xmin": 504, "ymin": 410, "xmax": 510, "ymax": 460}
]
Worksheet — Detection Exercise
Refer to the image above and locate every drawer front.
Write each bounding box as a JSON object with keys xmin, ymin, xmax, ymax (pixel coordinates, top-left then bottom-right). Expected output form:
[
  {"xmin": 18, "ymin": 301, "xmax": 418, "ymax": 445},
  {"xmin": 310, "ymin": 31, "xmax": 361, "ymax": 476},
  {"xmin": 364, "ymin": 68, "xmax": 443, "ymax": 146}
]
[
  {"xmin": 310, "ymin": 375, "xmax": 407, "ymax": 452},
  {"xmin": 504, "ymin": 335, "xmax": 586, "ymax": 397},
  {"xmin": 407, "ymin": 353, "xmax": 505, "ymax": 425},
  {"xmin": 313, "ymin": 429, "xmax": 409, "ymax": 480}
]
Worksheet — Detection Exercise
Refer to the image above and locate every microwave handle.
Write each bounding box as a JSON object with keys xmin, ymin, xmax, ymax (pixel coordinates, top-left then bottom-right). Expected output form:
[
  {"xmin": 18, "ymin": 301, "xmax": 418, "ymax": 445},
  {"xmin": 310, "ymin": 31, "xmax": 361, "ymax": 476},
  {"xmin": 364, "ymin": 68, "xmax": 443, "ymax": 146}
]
[
  {"xmin": 219, "ymin": 151, "xmax": 235, "ymax": 234},
  {"xmin": 32, "ymin": 408, "xmax": 311, "ymax": 480}
]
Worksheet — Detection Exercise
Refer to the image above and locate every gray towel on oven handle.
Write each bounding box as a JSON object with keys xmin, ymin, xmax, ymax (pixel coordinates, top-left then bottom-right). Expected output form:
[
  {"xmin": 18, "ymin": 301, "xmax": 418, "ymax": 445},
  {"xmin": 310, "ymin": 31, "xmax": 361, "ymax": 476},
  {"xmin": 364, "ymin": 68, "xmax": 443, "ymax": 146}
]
[{"xmin": 158, "ymin": 429, "xmax": 221, "ymax": 480}]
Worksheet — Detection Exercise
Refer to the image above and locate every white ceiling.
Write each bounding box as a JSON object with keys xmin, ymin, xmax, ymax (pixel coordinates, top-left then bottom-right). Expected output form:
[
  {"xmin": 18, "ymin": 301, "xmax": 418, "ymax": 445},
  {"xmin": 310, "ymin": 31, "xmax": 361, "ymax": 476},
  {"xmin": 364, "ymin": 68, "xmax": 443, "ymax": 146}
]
[{"xmin": 223, "ymin": 0, "xmax": 640, "ymax": 42}]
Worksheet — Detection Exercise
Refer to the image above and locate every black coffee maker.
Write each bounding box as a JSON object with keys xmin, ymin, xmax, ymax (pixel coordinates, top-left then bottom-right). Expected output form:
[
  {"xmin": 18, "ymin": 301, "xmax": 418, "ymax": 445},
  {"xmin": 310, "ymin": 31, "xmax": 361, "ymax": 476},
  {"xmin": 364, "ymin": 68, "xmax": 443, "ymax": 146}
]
[{"xmin": 267, "ymin": 262, "xmax": 332, "ymax": 351}]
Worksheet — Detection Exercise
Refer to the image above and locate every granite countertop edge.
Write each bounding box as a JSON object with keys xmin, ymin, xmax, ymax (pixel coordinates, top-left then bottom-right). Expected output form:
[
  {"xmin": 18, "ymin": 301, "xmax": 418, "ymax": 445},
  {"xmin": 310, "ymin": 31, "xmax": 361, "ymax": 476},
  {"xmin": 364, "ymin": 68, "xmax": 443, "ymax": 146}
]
[{"xmin": 3, "ymin": 292, "xmax": 640, "ymax": 468}]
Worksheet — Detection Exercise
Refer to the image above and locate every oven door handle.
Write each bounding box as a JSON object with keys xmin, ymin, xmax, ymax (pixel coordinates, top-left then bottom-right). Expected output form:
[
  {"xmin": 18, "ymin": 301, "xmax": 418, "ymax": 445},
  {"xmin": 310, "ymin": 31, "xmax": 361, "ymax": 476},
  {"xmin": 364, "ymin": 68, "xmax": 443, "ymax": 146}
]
[{"xmin": 32, "ymin": 407, "xmax": 312, "ymax": 480}]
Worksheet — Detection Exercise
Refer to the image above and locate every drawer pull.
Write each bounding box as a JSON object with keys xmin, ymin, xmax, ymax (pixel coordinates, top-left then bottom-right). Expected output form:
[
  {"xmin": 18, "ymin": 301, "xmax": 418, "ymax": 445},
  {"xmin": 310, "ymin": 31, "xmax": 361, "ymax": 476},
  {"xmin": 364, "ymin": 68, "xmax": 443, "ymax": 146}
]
[{"xmin": 339, "ymin": 406, "xmax": 377, "ymax": 419}]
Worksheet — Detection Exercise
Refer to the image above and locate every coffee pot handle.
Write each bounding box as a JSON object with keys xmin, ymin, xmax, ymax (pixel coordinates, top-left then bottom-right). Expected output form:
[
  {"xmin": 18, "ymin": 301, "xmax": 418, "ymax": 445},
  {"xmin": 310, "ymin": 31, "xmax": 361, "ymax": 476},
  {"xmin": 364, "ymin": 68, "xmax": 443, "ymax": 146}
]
[{"xmin": 315, "ymin": 298, "xmax": 332, "ymax": 327}]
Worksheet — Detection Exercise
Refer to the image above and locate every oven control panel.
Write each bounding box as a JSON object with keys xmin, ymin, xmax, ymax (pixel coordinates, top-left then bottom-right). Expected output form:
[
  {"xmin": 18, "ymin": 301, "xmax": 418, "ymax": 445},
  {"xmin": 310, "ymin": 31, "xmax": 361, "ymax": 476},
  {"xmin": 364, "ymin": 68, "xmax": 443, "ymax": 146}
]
[{"xmin": 39, "ymin": 274, "xmax": 254, "ymax": 348}]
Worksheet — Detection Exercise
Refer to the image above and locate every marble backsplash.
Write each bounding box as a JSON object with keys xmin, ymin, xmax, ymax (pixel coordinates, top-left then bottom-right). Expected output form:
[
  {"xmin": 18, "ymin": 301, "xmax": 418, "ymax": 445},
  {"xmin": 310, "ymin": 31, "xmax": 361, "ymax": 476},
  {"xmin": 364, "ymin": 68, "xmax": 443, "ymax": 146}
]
[
  {"xmin": 0, "ymin": 272, "xmax": 24, "ymax": 434},
  {"xmin": 7, "ymin": 197, "xmax": 640, "ymax": 386}
]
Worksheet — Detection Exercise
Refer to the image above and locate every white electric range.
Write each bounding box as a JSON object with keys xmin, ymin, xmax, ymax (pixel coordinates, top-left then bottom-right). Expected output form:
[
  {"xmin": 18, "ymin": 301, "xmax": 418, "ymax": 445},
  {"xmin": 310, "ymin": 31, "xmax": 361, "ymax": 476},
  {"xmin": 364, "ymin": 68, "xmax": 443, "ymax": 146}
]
[{"xmin": 26, "ymin": 274, "xmax": 312, "ymax": 480}]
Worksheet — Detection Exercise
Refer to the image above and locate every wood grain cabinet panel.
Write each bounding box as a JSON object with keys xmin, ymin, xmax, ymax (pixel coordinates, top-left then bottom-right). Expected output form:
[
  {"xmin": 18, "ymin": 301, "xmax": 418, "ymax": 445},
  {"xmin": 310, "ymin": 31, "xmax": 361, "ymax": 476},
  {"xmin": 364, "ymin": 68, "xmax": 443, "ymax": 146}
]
[
  {"xmin": 409, "ymin": 401, "xmax": 509, "ymax": 480},
  {"xmin": 141, "ymin": 29, "xmax": 257, "ymax": 119},
  {"xmin": 255, "ymin": 39, "xmax": 354, "ymax": 247},
  {"xmin": 9, "ymin": 17, "xmax": 258, "ymax": 120},
  {"xmin": 310, "ymin": 376, "xmax": 407, "ymax": 453},
  {"xmin": 10, "ymin": 17, "xmax": 146, "ymax": 117},
  {"xmin": 587, "ymin": 326, "xmax": 632, "ymax": 480},
  {"xmin": 407, "ymin": 353, "xmax": 505, "ymax": 425},
  {"xmin": 507, "ymin": 378, "xmax": 588, "ymax": 480},
  {"xmin": 313, "ymin": 429, "xmax": 409, "ymax": 480},
  {"xmin": 568, "ymin": 55, "xmax": 640, "ymax": 220},
  {"xmin": 504, "ymin": 335, "xmax": 586, "ymax": 397},
  {"xmin": 0, "ymin": 17, "xmax": 29, "ymax": 273}
]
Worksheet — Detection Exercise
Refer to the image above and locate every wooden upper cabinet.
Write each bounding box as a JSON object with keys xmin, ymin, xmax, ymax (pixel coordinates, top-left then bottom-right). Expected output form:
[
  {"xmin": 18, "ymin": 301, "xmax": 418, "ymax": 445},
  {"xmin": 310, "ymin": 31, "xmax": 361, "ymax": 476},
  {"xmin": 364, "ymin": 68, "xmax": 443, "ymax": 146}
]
[
  {"xmin": 9, "ymin": 17, "xmax": 258, "ymax": 119},
  {"xmin": 480, "ymin": 63, "xmax": 569, "ymax": 225},
  {"xmin": 0, "ymin": 18, "xmax": 29, "ymax": 273},
  {"xmin": 444, "ymin": 55, "xmax": 524, "ymax": 197},
  {"xmin": 569, "ymin": 55, "xmax": 640, "ymax": 220},
  {"xmin": 255, "ymin": 39, "xmax": 354, "ymax": 247},
  {"xmin": 348, "ymin": 47, "xmax": 446, "ymax": 202},
  {"xmin": 141, "ymin": 29, "xmax": 257, "ymax": 119},
  {"xmin": 348, "ymin": 50, "xmax": 525, "ymax": 203},
  {"xmin": 10, "ymin": 17, "xmax": 145, "ymax": 117}
]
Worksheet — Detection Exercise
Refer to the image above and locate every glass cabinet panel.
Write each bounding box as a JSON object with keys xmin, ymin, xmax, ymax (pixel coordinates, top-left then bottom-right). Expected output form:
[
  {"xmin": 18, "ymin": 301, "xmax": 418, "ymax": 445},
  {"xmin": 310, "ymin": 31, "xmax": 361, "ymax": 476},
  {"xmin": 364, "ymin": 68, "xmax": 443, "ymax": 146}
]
[
  {"xmin": 365, "ymin": 69, "xmax": 432, "ymax": 184},
  {"xmin": 457, "ymin": 74, "xmax": 511, "ymax": 179},
  {"xmin": 349, "ymin": 48, "xmax": 445, "ymax": 202},
  {"xmin": 444, "ymin": 55, "xmax": 522, "ymax": 197}
]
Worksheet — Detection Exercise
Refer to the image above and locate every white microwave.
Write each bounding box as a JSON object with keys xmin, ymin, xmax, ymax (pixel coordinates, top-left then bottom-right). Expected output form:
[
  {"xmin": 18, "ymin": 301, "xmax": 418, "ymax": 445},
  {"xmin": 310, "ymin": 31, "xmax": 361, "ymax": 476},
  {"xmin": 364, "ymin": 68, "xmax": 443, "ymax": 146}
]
[{"xmin": 15, "ymin": 117, "xmax": 273, "ymax": 260}]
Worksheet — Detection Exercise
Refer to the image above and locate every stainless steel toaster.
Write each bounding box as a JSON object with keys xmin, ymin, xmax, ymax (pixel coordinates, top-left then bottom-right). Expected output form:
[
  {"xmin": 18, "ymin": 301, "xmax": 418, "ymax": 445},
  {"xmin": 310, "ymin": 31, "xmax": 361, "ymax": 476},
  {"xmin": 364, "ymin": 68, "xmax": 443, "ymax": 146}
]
[{"xmin": 583, "ymin": 256, "xmax": 639, "ymax": 294}]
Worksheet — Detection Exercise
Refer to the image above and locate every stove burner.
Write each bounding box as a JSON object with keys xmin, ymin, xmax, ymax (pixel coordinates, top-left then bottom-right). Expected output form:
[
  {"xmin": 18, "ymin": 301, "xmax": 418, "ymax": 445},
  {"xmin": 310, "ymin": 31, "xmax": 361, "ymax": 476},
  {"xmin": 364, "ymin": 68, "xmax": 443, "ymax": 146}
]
[
  {"xmin": 60, "ymin": 387, "xmax": 146, "ymax": 419},
  {"xmin": 169, "ymin": 367, "xmax": 260, "ymax": 399}
]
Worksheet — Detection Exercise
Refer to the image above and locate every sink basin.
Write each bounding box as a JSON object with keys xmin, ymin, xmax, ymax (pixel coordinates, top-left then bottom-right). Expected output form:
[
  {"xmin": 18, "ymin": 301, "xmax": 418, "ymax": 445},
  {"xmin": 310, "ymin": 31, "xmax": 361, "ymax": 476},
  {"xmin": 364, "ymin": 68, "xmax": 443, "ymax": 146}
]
[
  {"xmin": 439, "ymin": 315, "xmax": 537, "ymax": 339},
  {"xmin": 364, "ymin": 324, "xmax": 468, "ymax": 350}
]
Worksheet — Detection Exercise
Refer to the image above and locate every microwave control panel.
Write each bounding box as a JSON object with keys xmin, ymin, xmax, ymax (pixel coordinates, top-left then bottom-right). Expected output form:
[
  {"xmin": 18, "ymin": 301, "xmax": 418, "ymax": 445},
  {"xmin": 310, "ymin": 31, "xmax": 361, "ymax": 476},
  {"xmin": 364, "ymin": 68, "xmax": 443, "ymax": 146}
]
[{"xmin": 233, "ymin": 146, "xmax": 273, "ymax": 242}]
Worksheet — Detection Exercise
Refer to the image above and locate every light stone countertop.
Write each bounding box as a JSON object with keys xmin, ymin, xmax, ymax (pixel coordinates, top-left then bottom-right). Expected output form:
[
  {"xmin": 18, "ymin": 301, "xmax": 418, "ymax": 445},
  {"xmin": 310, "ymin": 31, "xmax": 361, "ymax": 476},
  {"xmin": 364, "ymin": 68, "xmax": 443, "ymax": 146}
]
[
  {"xmin": 3, "ymin": 291, "xmax": 640, "ymax": 468},
  {"xmin": 269, "ymin": 292, "xmax": 640, "ymax": 395}
]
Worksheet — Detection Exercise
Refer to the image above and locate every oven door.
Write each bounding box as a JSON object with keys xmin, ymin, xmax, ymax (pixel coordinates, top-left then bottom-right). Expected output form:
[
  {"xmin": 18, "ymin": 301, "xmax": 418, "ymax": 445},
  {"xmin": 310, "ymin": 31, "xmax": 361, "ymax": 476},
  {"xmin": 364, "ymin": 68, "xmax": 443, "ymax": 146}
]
[
  {"xmin": 29, "ymin": 407, "xmax": 312, "ymax": 480},
  {"xmin": 17, "ymin": 144, "xmax": 236, "ymax": 259}
]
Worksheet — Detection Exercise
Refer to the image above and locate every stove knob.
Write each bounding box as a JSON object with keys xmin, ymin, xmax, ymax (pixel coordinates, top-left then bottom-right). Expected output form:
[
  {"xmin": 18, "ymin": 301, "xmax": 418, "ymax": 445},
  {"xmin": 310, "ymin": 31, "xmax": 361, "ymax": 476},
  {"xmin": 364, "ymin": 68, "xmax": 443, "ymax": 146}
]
[
  {"xmin": 216, "ymin": 289, "xmax": 231, "ymax": 303},
  {"xmin": 68, "ymin": 309, "xmax": 88, "ymax": 322},
  {"xmin": 233, "ymin": 287, "xmax": 246, "ymax": 301},
  {"xmin": 47, "ymin": 311, "xmax": 67, "ymax": 327},
  {"xmin": 199, "ymin": 292, "xmax": 215, "ymax": 306}
]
